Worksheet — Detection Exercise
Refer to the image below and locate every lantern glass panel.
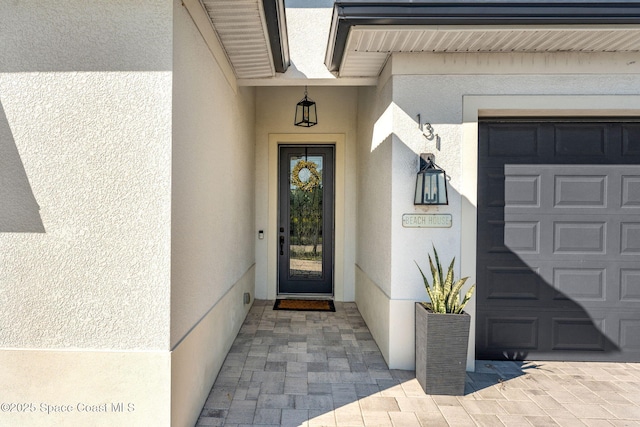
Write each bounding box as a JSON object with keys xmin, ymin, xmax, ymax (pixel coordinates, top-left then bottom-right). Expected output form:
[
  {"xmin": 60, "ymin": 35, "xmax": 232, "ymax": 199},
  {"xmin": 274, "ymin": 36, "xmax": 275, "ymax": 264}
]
[
  {"xmin": 295, "ymin": 99, "xmax": 317, "ymax": 127},
  {"xmin": 414, "ymin": 169, "xmax": 448, "ymax": 205},
  {"xmin": 414, "ymin": 173, "xmax": 424, "ymax": 204}
]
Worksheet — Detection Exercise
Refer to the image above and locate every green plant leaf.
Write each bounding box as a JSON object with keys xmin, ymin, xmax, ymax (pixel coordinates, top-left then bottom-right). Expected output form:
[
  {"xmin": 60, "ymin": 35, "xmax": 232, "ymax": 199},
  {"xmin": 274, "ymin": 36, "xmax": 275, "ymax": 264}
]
[
  {"xmin": 432, "ymin": 245, "xmax": 444, "ymax": 292},
  {"xmin": 447, "ymin": 277, "xmax": 468, "ymax": 313},
  {"xmin": 427, "ymin": 254, "xmax": 443, "ymax": 313},
  {"xmin": 459, "ymin": 284, "xmax": 476, "ymax": 312},
  {"xmin": 443, "ymin": 258, "xmax": 455, "ymax": 304},
  {"xmin": 415, "ymin": 245, "xmax": 477, "ymax": 315},
  {"xmin": 416, "ymin": 262, "xmax": 437, "ymax": 311}
]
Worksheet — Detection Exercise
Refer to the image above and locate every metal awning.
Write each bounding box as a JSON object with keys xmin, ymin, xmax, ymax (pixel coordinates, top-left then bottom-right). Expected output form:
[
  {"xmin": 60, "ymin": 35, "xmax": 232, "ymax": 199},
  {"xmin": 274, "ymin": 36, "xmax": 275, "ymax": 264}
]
[
  {"xmin": 197, "ymin": 0, "xmax": 289, "ymax": 79},
  {"xmin": 326, "ymin": 2, "xmax": 640, "ymax": 78}
]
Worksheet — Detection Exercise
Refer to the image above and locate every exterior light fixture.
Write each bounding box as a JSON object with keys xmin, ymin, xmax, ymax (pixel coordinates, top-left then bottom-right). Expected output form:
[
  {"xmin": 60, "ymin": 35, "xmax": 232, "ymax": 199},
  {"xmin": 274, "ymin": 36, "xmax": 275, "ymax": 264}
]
[
  {"xmin": 415, "ymin": 154, "xmax": 448, "ymax": 205},
  {"xmin": 294, "ymin": 86, "xmax": 317, "ymax": 127}
]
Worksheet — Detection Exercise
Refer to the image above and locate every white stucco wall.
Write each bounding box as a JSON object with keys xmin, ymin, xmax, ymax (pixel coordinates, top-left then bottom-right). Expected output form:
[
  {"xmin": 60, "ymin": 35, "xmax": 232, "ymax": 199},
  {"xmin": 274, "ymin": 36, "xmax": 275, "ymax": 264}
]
[
  {"xmin": 1, "ymin": 1, "xmax": 171, "ymax": 73},
  {"xmin": 355, "ymin": 75, "xmax": 421, "ymax": 369},
  {"xmin": 171, "ymin": 0, "xmax": 256, "ymax": 350},
  {"xmin": 171, "ymin": 2, "xmax": 256, "ymax": 424},
  {"xmin": 254, "ymin": 86, "xmax": 357, "ymax": 301},
  {"xmin": 356, "ymin": 83, "xmax": 394, "ymax": 296},
  {"xmin": 376, "ymin": 51, "xmax": 640, "ymax": 369},
  {"xmin": 354, "ymin": 51, "xmax": 640, "ymax": 369},
  {"xmin": 0, "ymin": 1, "xmax": 174, "ymax": 425},
  {"xmin": 390, "ymin": 52, "xmax": 640, "ymax": 304},
  {"xmin": 0, "ymin": 0, "xmax": 172, "ymax": 351}
]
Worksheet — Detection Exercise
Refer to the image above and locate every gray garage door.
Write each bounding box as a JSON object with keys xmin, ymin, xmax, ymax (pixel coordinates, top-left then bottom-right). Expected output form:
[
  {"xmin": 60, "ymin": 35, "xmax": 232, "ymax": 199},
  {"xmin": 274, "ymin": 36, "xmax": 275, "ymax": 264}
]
[{"xmin": 477, "ymin": 119, "xmax": 640, "ymax": 362}]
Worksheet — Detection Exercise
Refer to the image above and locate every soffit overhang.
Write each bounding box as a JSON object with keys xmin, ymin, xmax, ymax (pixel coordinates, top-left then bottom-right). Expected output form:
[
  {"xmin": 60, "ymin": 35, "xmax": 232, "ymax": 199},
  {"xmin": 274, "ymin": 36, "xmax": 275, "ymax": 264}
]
[
  {"xmin": 326, "ymin": 2, "xmax": 640, "ymax": 78},
  {"xmin": 200, "ymin": 0, "xmax": 289, "ymax": 78}
]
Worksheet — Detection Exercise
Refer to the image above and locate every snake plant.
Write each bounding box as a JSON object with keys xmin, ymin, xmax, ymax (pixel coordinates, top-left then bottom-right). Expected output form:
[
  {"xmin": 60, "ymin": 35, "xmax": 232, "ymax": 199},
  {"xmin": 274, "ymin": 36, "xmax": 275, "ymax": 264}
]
[{"xmin": 416, "ymin": 246, "xmax": 475, "ymax": 314}]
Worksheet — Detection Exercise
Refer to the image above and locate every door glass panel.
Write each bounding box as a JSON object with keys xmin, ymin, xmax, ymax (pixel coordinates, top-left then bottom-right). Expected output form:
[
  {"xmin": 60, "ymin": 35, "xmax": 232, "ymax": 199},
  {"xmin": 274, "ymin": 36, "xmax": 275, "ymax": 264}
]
[{"xmin": 289, "ymin": 154, "xmax": 323, "ymax": 279}]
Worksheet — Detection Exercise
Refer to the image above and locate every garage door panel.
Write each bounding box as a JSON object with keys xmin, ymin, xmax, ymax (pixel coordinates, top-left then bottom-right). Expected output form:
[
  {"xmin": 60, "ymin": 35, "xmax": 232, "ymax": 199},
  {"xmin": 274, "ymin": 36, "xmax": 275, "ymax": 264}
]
[
  {"xmin": 502, "ymin": 215, "xmax": 548, "ymax": 256},
  {"xmin": 478, "ymin": 210, "xmax": 541, "ymax": 255},
  {"xmin": 554, "ymin": 124, "xmax": 608, "ymax": 157},
  {"xmin": 552, "ymin": 268, "xmax": 606, "ymax": 302},
  {"xmin": 554, "ymin": 175, "xmax": 607, "ymax": 208},
  {"xmin": 505, "ymin": 174, "xmax": 540, "ymax": 207},
  {"xmin": 485, "ymin": 124, "xmax": 539, "ymax": 158},
  {"xmin": 621, "ymin": 269, "xmax": 640, "ymax": 301},
  {"xmin": 483, "ymin": 266, "xmax": 542, "ymax": 300},
  {"xmin": 553, "ymin": 221, "xmax": 606, "ymax": 254},
  {"xmin": 504, "ymin": 215, "xmax": 624, "ymax": 260},
  {"xmin": 479, "ymin": 168, "xmax": 507, "ymax": 208},
  {"xmin": 621, "ymin": 222, "xmax": 640, "ymax": 254},
  {"xmin": 622, "ymin": 124, "xmax": 640, "ymax": 156},
  {"xmin": 622, "ymin": 175, "xmax": 640, "ymax": 206},
  {"xmin": 484, "ymin": 316, "xmax": 539, "ymax": 350},
  {"xmin": 477, "ymin": 311, "xmax": 617, "ymax": 358},
  {"xmin": 620, "ymin": 319, "xmax": 640, "ymax": 351},
  {"xmin": 504, "ymin": 165, "xmax": 548, "ymax": 210},
  {"xmin": 478, "ymin": 120, "xmax": 640, "ymax": 362},
  {"xmin": 545, "ymin": 261, "xmax": 637, "ymax": 305},
  {"xmin": 504, "ymin": 221, "xmax": 539, "ymax": 253},
  {"xmin": 478, "ymin": 313, "xmax": 609, "ymax": 356},
  {"xmin": 505, "ymin": 230, "xmax": 634, "ymax": 304},
  {"xmin": 505, "ymin": 165, "xmax": 640, "ymax": 213},
  {"xmin": 479, "ymin": 262, "xmax": 620, "ymax": 308},
  {"xmin": 477, "ymin": 219, "xmax": 512, "ymax": 254},
  {"xmin": 551, "ymin": 317, "xmax": 607, "ymax": 351},
  {"xmin": 479, "ymin": 262, "xmax": 559, "ymax": 305}
]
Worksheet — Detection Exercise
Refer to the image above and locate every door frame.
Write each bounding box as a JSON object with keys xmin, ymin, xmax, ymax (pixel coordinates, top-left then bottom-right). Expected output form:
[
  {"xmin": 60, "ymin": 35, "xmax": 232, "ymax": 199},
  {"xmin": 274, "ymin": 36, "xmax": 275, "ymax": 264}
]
[
  {"xmin": 277, "ymin": 145, "xmax": 335, "ymax": 295},
  {"xmin": 268, "ymin": 134, "xmax": 346, "ymax": 300}
]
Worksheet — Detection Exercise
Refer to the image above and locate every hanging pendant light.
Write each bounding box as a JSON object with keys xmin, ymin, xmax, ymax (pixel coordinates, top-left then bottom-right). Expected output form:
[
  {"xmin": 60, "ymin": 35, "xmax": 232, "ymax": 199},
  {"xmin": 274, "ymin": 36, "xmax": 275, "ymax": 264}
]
[{"xmin": 294, "ymin": 86, "xmax": 318, "ymax": 127}]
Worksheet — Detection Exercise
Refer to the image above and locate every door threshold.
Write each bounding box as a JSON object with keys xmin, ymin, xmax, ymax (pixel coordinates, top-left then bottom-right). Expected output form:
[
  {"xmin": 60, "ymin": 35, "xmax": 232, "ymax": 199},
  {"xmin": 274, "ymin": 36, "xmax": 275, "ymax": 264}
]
[{"xmin": 276, "ymin": 294, "xmax": 334, "ymax": 300}]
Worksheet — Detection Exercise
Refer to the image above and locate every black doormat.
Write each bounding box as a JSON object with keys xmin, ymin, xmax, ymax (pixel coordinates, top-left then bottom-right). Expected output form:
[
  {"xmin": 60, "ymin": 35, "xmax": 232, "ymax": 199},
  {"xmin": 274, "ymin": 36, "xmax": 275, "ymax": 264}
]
[{"xmin": 273, "ymin": 299, "xmax": 335, "ymax": 312}]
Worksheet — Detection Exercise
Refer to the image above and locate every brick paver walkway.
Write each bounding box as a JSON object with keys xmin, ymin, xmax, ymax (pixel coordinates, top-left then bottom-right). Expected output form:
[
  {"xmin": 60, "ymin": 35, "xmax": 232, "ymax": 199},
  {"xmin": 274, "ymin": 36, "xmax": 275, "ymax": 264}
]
[{"xmin": 196, "ymin": 300, "xmax": 640, "ymax": 426}]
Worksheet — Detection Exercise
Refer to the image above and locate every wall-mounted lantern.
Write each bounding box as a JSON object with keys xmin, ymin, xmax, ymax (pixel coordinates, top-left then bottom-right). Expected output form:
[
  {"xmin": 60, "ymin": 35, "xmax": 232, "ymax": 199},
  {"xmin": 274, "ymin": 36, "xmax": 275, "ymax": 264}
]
[
  {"xmin": 294, "ymin": 86, "xmax": 317, "ymax": 127},
  {"xmin": 415, "ymin": 154, "xmax": 448, "ymax": 205}
]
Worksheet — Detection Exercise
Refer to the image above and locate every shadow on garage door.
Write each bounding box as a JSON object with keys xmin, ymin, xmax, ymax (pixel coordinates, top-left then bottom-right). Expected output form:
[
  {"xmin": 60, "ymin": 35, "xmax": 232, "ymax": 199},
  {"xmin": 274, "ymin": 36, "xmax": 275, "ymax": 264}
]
[{"xmin": 476, "ymin": 119, "xmax": 640, "ymax": 362}]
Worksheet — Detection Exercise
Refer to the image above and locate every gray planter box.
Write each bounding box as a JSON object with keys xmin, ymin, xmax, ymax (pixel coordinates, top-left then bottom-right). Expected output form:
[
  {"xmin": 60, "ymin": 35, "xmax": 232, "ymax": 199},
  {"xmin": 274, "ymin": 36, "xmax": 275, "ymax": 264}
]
[{"xmin": 415, "ymin": 302, "xmax": 470, "ymax": 395}]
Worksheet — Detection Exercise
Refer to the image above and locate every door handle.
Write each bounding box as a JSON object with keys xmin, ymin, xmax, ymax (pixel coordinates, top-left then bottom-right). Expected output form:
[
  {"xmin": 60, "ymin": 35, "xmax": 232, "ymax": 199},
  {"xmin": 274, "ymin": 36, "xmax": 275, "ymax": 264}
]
[{"xmin": 279, "ymin": 235, "xmax": 284, "ymax": 255}]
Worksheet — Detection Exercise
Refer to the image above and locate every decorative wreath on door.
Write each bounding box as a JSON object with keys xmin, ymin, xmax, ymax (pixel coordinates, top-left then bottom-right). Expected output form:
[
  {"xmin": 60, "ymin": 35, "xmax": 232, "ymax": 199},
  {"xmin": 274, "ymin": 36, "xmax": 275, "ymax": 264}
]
[{"xmin": 291, "ymin": 160, "xmax": 321, "ymax": 192}]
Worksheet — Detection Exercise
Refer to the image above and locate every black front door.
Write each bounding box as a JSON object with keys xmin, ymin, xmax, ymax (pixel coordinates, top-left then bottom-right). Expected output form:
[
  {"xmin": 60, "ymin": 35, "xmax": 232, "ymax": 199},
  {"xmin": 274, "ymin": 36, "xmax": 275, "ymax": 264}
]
[{"xmin": 278, "ymin": 146, "xmax": 334, "ymax": 295}]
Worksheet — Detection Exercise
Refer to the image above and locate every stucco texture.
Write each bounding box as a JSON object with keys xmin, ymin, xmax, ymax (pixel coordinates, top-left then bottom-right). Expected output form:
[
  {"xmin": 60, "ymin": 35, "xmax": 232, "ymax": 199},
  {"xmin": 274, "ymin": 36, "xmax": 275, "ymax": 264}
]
[
  {"xmin": 0, "ymin": 1, "xmax": 173, "ymax": 350},
  {"xmin": 0, "ymin": 0, "xmax": 172, "ymax": 72},
  {"xmin": 353, "ymin": 54, "xmax": 640, "ymax": 369},
  {"xmin": 390, "ymin": 68, "xmax": 640, "ymax": 304},
  {"xmin": 171, "ymin": 1, "xmax": 256, "ymax": 349},
  {"xmin": 356, "ymin": 84, "xmax": 394, "ymax": 297}
]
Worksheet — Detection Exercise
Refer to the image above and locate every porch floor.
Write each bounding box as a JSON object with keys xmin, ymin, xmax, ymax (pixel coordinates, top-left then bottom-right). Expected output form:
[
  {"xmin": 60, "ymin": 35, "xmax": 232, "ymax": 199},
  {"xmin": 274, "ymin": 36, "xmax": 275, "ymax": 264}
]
[{"xmin": 196, "ymin": 300, "xmax": 640, "ymax": 426}]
